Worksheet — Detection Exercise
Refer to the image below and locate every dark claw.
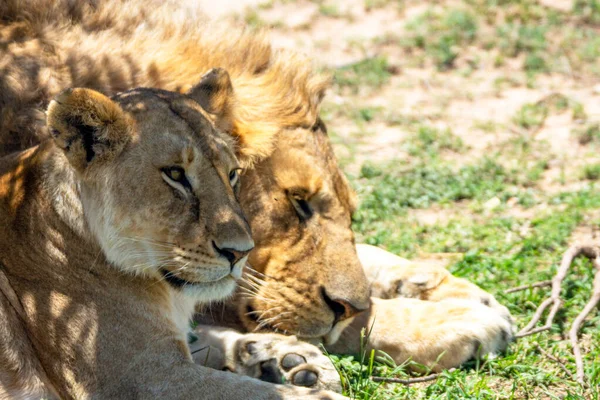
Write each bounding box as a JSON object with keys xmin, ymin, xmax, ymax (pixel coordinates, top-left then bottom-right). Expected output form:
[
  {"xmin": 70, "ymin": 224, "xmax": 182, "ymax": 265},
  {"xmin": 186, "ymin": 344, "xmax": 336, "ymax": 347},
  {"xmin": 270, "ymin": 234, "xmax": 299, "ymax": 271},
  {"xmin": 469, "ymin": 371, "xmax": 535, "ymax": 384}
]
[
  {"xmin": 281, "ymin": 353, "xmax": 307, "ymax": 371},
  {"xmin": 259, "ymin": 358, "xmax": 284, "ymax": 384},
  {"xmin": 292, "ymin": 369, "xmax": 318, "ymax": 387}
]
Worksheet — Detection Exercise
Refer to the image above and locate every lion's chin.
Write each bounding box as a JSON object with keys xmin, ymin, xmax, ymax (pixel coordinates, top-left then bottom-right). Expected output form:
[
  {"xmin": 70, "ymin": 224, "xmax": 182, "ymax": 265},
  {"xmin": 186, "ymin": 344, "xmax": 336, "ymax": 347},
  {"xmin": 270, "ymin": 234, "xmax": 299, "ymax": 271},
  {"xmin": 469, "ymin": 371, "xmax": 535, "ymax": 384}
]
[{"xmin": 175, "ymin": 274, "xmax": 238, "ymax": 304}]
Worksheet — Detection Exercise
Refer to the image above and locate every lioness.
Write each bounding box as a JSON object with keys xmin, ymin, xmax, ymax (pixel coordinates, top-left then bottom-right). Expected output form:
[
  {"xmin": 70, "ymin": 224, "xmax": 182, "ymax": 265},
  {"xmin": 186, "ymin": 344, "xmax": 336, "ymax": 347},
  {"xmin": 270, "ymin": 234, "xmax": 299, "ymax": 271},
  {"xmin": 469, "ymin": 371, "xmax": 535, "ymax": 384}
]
[
  {"xmin": 0, "ymin": 0, "xmax": 513, "ymax": 388},
  {"xmin": 0, "ymin": 81, "xmax": 344, "ymax": 398}
]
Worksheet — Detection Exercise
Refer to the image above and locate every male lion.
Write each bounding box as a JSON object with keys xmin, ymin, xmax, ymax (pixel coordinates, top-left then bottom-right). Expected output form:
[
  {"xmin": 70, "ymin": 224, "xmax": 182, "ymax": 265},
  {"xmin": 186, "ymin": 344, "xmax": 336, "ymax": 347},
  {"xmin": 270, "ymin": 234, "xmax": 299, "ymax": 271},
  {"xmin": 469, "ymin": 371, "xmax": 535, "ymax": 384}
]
[
  {"xmin": 0, "ymin": 81, "xmax": 344, "ymax": 398},
  {"xmin": 0, "ymin": 0, "xmax": 513, "ymax": 388}
]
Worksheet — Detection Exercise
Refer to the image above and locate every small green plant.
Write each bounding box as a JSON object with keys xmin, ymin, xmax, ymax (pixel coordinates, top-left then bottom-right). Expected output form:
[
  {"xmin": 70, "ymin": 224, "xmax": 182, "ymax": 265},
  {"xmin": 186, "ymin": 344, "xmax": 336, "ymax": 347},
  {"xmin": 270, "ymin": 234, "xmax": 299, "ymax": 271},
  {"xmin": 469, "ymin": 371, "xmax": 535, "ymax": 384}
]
[
  {"xmin": 406, "ymin": 125, "xmax": 465, "ymax": 157},
  {"xmin": 403, "ymin": 8, "xmax": 478, "ymax": 70},
  {"xmin": 325, "ymin": 322, "xmax": 384, "ymax": 399},
  {"xmin": 243, "ymin": 8, "xmax": 265, "ymax": 28},
  {"xmin": 573, "ymin": 0, "xmax": 600, "ymax": 24},
  {"xmin": 319, "ymin": 3, "xmax": 342, "ymax": 17},
  {"xmin": 364, "ymin": 0, "xmax": 392, "ymax": 11},
  {"xmin": 473, "ymin": 119, "xmax": 499, "ymax": 133},
  {"xmin": 513, "ymin": 102, "xmax": 548, "ymax": 130},
  {"xmin": 582, "ymin": 163, "xmax": 600, "ymax": 180},
  {"xmin": 578, "ymin": 33, "xmax": 600, "ymax": 63},
  {"xmin": 333, "ymin": 56, "xmax": 393, "ymax": 92},
  {"xmin": 351, "ymin": 106, "xmax": 382, "ymax": 123},
  {"xmin": 496, "ymin": 23, "xmax": 549, "ymax": 74},
  {"xmin": 574, "ymin": 123, "xmax": 600, "ymax": 145}
]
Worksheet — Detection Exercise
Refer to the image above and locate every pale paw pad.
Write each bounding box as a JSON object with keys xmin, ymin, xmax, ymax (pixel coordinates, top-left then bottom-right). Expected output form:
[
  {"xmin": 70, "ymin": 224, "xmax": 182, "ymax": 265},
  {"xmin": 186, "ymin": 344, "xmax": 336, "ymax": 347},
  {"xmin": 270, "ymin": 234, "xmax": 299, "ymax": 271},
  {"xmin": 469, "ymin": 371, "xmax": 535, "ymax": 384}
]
[{"xmin": 234, "ymin": 334, "xmax": 342, "ymax": 392}]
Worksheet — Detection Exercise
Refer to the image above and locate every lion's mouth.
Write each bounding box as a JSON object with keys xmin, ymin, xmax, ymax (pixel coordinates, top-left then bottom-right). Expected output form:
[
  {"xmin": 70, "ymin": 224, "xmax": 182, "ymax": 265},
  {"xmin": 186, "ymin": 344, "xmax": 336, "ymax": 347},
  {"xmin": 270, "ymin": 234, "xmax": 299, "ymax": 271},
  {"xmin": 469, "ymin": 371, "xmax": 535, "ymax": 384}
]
[
  {"xmin": 160, "ymin": 268, "xmax": 194, "ymax": 288},
  {"xmin": 246, "ymin": 304, "xmax": 264, "ymax": 326},
  {"xmin": 159, "ymin": 267, "xmax": 230, "ymax": 288},
  {"xmin": 245, "ymin": 303, "xmax": 336, "ymax": 339}
]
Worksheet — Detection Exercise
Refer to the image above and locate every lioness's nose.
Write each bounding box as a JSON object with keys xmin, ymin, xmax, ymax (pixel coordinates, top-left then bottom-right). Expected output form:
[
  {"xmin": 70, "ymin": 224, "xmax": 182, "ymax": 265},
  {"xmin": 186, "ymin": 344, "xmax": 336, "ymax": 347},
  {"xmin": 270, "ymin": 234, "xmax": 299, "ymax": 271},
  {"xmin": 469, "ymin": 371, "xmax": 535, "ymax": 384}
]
[
  {"xmin": 322, "ymin": 288, "xmax": 368, "ymax": 325},
  {"xmin": 213, "ymin": 241, "xmax": 253, "ymax": 267}
]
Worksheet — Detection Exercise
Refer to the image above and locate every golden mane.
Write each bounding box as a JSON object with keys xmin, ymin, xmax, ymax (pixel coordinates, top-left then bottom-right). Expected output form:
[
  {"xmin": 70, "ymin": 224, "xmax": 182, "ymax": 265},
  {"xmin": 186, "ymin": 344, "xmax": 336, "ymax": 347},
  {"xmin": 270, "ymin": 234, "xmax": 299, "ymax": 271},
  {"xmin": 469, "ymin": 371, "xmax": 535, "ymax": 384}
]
[
  {"xmin": 0, "ymin": 0, "xmax": 331, "ymax": 164},
  {"xmin": 175, "ymin": 29, "xmax": 332, "ymax": 164}
]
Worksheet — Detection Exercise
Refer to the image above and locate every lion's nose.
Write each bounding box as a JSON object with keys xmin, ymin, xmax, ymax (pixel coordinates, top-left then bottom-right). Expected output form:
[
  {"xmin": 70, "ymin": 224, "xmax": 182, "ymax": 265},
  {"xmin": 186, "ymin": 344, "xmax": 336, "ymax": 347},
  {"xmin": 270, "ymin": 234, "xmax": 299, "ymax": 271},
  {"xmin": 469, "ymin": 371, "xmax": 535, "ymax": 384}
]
[
  {"xmin": 321, "ymin": 288, "xmax": 367, "ymax": 325},
  {"xmin": 213, "ymin": 241, "xmax": 253, "ymax": 268}
]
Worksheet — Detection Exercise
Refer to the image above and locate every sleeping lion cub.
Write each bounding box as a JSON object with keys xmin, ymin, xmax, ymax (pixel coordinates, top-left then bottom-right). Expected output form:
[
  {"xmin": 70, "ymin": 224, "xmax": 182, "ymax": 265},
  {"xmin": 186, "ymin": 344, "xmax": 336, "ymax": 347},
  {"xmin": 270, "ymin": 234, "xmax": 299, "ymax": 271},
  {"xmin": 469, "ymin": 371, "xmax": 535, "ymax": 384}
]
[{"xmin": 0, "ymin": 78, "xmax": 343, "ymax": 398}]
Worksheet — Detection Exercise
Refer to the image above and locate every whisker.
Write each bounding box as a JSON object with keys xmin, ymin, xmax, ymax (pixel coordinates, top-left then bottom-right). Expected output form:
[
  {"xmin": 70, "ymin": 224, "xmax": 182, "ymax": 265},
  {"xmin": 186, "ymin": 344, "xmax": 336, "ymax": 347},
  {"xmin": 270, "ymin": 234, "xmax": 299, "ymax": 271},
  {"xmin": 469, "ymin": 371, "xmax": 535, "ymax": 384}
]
[{"xmin": 245, "ymin": 264, "xmax": 276, "ymax": 280}]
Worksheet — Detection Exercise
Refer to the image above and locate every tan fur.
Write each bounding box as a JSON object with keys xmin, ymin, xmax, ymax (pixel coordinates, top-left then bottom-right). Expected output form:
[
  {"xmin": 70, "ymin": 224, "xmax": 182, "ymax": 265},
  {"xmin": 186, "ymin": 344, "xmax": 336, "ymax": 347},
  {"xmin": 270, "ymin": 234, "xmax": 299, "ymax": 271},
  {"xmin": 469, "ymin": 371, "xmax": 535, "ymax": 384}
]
[
  {"xmin": 0, "ymin": 0, "xmax": 370, "ymax": 344},
  {"xmin": 0, "ymin": 86, "xmax": 345, "ymax": 398}
]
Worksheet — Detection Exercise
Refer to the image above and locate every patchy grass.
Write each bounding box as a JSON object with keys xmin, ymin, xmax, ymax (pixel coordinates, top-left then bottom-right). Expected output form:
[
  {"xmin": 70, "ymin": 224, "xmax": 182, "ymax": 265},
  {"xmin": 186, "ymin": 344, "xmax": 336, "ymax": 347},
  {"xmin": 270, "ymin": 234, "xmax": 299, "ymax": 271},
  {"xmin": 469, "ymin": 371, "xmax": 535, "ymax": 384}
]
[
  {"xmin": 574, "ymin": 123, "xmax": 600, "ymax": 145},
  {"xmin": 582, "ymin": 163, "xmax": 600, "ymax": 180},
  {"xmin": 402, "ymin": 8, "xmax": 478, "ymax": 70},
  {"xmin": 333, "ymin": 56, "xmax": 394, "ymax": 92},
  {"xmin": 573, "ymin": 0, "xmax": 600, "ymax": 24},
  {"xmin": 513, "ymin": 94, "xmax": 587, "ymax": 131},
  {"xmin": 405, "ymin": 125, "xmax": 465, "ymax": 157},
  {"xmin": 496, "ymin": 23, "xmax": 549, "ymax": 75},
  {"xmin": 513, "ymin": 102, "xmax": 548, "ymax": 130},
  {"xmin": 319, "ymin": 3, "xmax": 343, "ymax": 18}
]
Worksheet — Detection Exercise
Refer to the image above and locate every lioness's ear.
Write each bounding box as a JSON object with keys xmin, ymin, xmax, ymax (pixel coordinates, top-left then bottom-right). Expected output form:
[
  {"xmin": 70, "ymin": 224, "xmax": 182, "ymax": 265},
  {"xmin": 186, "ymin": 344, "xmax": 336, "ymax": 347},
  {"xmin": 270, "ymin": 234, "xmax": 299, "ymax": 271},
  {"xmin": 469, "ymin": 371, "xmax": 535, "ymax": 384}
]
[
  {"xmin": 47, "ymin": 88, "xmax": 133, "ymax": 173},
  {"xmin": 186, "ymin": 68, "xmax": 235, "ymax": 132}
]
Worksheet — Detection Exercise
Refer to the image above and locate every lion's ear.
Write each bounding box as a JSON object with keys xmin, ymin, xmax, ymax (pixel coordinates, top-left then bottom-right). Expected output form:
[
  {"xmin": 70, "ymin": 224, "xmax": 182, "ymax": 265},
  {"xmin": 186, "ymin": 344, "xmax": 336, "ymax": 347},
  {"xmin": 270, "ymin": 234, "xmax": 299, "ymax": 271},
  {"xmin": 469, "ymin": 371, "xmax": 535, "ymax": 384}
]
[
  {"xmin": 47, "ymin": 88, "xmax": 133, "ymax": 173},
  {"xmin": 186, "ymin": 68, "xmax": 235, "ymax": 133}
]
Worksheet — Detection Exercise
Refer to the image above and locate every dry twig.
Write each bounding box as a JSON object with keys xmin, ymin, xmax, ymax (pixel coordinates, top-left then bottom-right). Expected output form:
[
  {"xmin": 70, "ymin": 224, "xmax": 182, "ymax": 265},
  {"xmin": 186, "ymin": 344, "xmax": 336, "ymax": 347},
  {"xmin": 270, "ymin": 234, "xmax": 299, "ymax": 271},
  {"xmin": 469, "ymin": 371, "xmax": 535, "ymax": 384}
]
[
  {"xmin": 505, "ymin": 280, "xmax": 552, "ymax": 294},
  {"xmin": 371, "ymin": 368, "xmax": 456, "ymax": 385},
  {"xmin": 534, "ymin": 343, "xmax": 575, "ymax": 380},
  {"xmin": 516, "ymin": 241, "xmax": 600, "ymax": 386}
]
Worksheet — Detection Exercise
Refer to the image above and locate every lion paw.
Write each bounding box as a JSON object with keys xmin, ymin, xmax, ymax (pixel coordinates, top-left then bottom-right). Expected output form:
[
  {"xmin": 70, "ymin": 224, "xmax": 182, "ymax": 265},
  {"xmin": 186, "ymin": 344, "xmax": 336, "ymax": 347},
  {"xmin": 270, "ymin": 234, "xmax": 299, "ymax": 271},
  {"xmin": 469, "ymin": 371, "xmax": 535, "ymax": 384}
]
[
  {"xmin": 190, "ymin": 326, "xmax": 342, "ymax": 392},
  {"xmin": 373, "ymin": 297, "xmax": 515, "ymax": 370},
  {"xmin": 233, "ymin": 333, "xmax": 341, "ymax": 392}
]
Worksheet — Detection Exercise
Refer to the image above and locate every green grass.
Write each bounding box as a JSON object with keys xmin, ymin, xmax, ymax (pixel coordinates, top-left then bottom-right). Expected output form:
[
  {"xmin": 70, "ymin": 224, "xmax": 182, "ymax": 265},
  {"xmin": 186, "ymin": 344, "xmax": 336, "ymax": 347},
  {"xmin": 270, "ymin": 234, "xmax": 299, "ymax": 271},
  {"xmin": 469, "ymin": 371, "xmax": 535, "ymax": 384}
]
[
  {"xmin": 402, "ymin": 8, "xmax": 478, "ymax": 70},
  {"xmin": 319, "ymin": 3, "xmax": 342, "ymax": 17},
  {"xmin": 389, "ymin": 0, "xmax": 600, "ymax": 79},
  {"xmin": 405, "ymin": 125, "xmax": 465, "ymax": 157},
  {"xmin": 513, "ymin": 95, "xmax": 587, "ymax": 131},
  {"xmin": 582, "ymin": 163, "xmax": 600, "ymax": 180},
  {"xmin": 574, "ymin": 123, "xmax": 600, "ymax": 145},
  {"xmin": 333, "ymin": 56, "xmax": 393, "ymax": 93},
  {"xmin": 573, "ymin": 0, "xmax": 600, "ymax": 24},
  {"xmin": 496, "ymin": 23, "xmax": 549, "ymax": 75},
  {"xmin": 513, "ymin": 102, "xmax": 548, "ymax": 130}
]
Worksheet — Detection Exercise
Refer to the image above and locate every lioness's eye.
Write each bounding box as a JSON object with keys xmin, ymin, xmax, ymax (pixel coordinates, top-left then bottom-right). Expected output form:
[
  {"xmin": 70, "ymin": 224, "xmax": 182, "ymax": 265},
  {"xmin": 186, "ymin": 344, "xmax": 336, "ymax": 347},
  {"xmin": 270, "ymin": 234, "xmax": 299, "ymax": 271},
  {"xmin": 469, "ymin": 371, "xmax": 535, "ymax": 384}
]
[
  {"xmin": 162, "ymin": 166, "xmax": 191, "ymax": 189},
  {"xmin": 229, "ymin": 168, "xmax": 242, "ymax": 187}
]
